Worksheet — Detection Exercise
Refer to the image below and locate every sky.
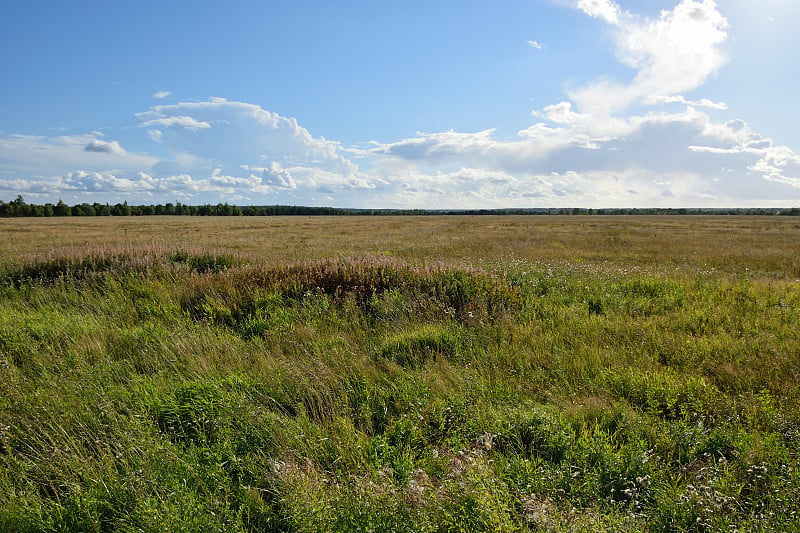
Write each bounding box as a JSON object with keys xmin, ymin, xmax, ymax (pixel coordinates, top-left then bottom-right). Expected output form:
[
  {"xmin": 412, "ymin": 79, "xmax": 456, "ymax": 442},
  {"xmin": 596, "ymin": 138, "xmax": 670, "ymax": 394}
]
[{"xmin": 1, "ymin": 0, "xmax": 799, "ymax": 209}]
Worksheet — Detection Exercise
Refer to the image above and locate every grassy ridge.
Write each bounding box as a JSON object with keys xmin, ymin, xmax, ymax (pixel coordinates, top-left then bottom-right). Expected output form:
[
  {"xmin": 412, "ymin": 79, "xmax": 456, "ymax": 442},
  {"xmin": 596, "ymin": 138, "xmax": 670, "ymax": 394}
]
[{"xmin": 1, "ymin": 218, "xmax": 799, "ymax": 531}]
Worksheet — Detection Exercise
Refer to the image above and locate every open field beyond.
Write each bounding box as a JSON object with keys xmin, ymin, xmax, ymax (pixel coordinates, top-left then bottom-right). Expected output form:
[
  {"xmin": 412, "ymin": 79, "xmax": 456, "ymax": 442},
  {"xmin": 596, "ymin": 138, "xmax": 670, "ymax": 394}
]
[
  {"xmin": 2, "ymin": 216, "xmax": 800, "ymax": 276},
  {"xmin": 1, "ymin": 216, "xmax": 799, "ymax": 531}
]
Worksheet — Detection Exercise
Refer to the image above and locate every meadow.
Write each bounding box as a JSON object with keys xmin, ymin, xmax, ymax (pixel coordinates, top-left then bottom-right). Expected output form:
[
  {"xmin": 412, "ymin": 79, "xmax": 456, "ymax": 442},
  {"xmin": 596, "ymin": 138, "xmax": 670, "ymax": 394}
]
[{"xmin": 0, "ymin": 215, "xmax": 798, "ymax": 531}]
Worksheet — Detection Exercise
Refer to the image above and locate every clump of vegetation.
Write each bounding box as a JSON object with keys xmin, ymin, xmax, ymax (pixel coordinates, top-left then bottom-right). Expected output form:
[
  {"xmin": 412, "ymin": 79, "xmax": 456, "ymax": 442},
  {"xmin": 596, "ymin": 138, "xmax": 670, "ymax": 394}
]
[
  {"xmin": 2, "ymin": 245, "xmax": 241, "ymax": 287},
  {"xmin": 187, "ymin": 256, "xmax": 519, "ymax": 319},
  {"xmin": 1, "ymin": 218, "xmax": 799, "ymax": 531},
  {"xmin": 379, "ymin": 325, "xmax": 460, "ymax": 367},
  {"xmin": 167, "ymin": 251, "xmax": 240, "ymax": 273}
]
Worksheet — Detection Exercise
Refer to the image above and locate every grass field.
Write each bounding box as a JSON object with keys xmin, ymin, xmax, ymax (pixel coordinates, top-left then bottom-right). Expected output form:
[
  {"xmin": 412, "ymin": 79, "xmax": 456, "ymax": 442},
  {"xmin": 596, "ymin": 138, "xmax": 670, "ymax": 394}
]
[{"xmin": 1, "ymin": 216, "xmax": 799, "ymax": 531}]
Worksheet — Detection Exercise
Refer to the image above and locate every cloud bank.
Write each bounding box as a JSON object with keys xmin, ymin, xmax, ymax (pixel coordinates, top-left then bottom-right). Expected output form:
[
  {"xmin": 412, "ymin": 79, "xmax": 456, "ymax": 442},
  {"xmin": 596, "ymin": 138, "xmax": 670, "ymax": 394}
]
[{"xmin": 1, "ymin": 0, "xmax": 798, "ymax": 208}]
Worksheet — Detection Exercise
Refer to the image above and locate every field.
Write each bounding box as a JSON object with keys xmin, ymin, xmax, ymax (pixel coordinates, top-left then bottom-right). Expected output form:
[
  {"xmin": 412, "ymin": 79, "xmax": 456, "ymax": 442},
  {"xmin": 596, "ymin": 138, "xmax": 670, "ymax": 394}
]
[{"xmin": 1, "ymin": 215, "xmax": 799, "ymax": 531}]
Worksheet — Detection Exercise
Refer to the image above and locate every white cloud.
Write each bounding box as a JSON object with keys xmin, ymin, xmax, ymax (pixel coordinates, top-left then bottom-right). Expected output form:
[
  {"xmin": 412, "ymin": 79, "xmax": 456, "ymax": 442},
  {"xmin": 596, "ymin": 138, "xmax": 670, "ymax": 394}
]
[
  {"xmin": 136, "ymin": 98, "xmax": 357, "ymax": 177},
  {"xmin": 363, "ymin": 100, "xmax": 800, "ymax": 206},
  {"xmin": 245, "ymin": 162, "xmax": 297, "ymax": 190},
  {"xmin": 577, "ymin": 0, "xmax": 620, "ymax": 24},
  {"xmin": 374, "ymin": 129, "xmax": 497, "ymax": 162},
  {"xmin": 152, "ymin": 91, "xmax": 172, "ymax": 99},
  {"xmin": 571, "ymin": 0, "xmax": 729, "ymax": 115},
  {"xmin": 750, "ymin": 147, "xmax": 800, "ymax": 189},
  {"xmin": 0, "ymin": 133, "xmax": 158, "ymax": 176},
  {"xmin": 0, "ymin": 170, "xmax": 159, "ymax": 198},
  {"xmin": 84, "ymin": 139, "xmax": 127, "ymax": 155},
  {"xmin": 541, "ymin": 101, "xmax": 582, "ymax": 124},
  {"xmin": 62, "ymin": 171, "xmax": 156, "ymax": 192},
  {"xmin": 685, "ymin": 118, "xmax": 800, "ymax": 189},
  {"xmin": 527, "ymin": 40, "xmax": 543, "ymax": 49},
  {"xmin": 659, "ymin": 95, "xmax": 727, "ymax": 110},
  {"xmin": 0, "ymin": 97, "xmax": 376, "ymax": 203},
  {"xmin": 139, "ymin": 115, "xmax": 212, "ymax": 131}
]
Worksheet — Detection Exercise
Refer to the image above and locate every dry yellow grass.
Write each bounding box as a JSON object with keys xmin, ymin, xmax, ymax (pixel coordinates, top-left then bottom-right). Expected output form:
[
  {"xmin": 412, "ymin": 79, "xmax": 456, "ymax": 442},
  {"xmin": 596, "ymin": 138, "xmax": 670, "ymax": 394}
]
[{"xmin": 2, "ymin": 215, "xmax": 799, "ymax": 277}]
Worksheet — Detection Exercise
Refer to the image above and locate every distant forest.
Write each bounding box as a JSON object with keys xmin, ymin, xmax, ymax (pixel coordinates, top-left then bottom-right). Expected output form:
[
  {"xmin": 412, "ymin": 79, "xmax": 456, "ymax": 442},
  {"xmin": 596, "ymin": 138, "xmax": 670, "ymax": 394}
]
[{"xmin": 2, "ymin": 195, "xmax": 799, "ymax": 217}]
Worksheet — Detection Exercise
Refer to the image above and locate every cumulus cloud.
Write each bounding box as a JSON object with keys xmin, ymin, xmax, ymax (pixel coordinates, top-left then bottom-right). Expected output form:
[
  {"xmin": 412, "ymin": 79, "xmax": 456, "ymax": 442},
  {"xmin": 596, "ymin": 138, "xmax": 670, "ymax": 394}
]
[
  {"xmin": 139, "ymin": 115, "xmax": 212, "ymax": 131},
  {"xmin": 540, "ymin": 102, "xmax": 582, "ymax": 124},
  {"xmin": 374, "ymin": 129, "xmax": 497, "ymax": 162},
  {"xmin": 356, "ymin": 0, "xmax": 798, "ymax": 207},
  {"xmin": 0, "ymin": 133, "xmax": 158, "ymax": 177},
  {"xmin": 238, "ymin": 162, "xmax": 301, "ymax": 191},
  {"xmin": 577, "ymin": 0, "xmax": 620, "ymax": 24},
  {"xmin": 571, "ymin": 0, "xmax": 729, "ymax": 114},
  {"xmin": 152, "ymin": 91, "xmax": 172, "ymax": 99},
  {"xmin": 750, "ymin": 148, "xmax": 800, "ymax": 189},
  {"xmin": 84, "ymin": 140, "xmax": 127, "ymax": 155},
  {"xmin": 366, "ymin": 103, "xmax": 799, "ymax": 206},
  {"xmin": 136, "ymin": 98, "xmax": 357, "ymax": 177},
  {"xmin": 527, "ymin": 40, "xmax": 543, "ymax": 49},
  {"xmin": 0, "ymin": 171, "xmax": 160, "ymax": 198},
  {"xmin": 255, "ymin": 162, "xmax": 297, "ymax": 190},
  {"xmin": 659, "ymin": 95, "xmax": 727, "ymax": 110},
  {"xmin": 0, "ymin": 95, "xmax": 383, "ymax": 203},
  {"xmin": 62, "ymin": 171, "xmax": 156, "ymax": 192},
  {"xmin": 689, "ymin": 119, "xmax": 800, "ymax": 189}
]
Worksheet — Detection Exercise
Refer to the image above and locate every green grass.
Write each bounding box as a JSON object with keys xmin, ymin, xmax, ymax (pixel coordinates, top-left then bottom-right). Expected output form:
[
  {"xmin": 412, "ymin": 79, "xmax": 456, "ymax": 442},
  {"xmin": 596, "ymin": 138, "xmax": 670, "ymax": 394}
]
[{"xmin": 1, "ymin": 229, "xmax": 799, "ymax": 531}]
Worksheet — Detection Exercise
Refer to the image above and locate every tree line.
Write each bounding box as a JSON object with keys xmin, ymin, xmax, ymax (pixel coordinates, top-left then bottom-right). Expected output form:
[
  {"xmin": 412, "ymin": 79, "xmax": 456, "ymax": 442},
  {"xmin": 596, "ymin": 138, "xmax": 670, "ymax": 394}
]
[
  {"xmin": 1, "ymin": 196, "xmax": 799, "ymax": 217},
  {"xmin": 0, "ymin": 196, "xmax": 341, "ymax": 217}
]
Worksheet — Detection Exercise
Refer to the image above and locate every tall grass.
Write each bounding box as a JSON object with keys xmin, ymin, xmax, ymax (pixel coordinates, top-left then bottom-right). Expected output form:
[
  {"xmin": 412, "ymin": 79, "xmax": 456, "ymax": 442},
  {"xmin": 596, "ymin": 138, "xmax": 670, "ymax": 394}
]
[{"xmin": 1, "ymin": 220, "xmax": 799, "ymax": 531}]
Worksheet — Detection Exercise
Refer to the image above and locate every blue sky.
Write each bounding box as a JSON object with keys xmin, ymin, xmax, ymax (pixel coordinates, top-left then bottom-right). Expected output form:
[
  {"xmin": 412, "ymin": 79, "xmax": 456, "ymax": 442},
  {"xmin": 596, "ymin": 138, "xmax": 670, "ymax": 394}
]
[{"xmin": 1, "ymin": 0, "xmax": 799, "ymax": 208}]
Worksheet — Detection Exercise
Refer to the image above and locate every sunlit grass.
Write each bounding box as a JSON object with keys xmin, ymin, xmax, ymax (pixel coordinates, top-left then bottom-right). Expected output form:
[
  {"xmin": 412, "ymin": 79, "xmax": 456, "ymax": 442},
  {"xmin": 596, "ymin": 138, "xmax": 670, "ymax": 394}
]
[{"xmin": 1, "ymin": 217, "xmax": 799, "ymax": 530}]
